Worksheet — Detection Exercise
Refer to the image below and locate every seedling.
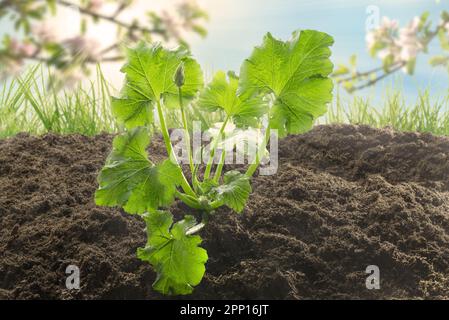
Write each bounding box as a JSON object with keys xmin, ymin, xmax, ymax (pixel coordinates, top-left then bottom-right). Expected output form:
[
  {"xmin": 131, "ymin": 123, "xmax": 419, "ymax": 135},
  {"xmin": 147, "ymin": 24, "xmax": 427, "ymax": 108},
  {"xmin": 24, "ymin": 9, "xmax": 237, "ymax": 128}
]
[{"xmin": 95, "ymin": 29, "xmax": 334, "ymax": 295}]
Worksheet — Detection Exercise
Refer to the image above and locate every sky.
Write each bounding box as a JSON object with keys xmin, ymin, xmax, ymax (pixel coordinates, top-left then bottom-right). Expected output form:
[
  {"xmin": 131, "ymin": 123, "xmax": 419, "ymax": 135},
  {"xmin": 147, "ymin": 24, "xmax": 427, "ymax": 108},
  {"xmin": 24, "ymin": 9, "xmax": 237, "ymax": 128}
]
[
  {"xmin": 1, "ymin": 0, "xmax": 449, "ymax": 101},
  {"xmin": 188, "ymin": 0, "xmax": 449, "ymax": 101}
]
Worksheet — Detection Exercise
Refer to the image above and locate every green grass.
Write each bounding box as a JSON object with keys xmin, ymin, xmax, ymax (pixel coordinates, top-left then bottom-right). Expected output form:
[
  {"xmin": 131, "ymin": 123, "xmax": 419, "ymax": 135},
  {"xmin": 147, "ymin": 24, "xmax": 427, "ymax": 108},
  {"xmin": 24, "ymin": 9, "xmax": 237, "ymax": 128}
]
[
  {"xmin": 321, "ymin": 89, "xmax": 449, "ymax": 136},
  {"xmin": 1, "ymin": 65, "xmax": 449, "ymax": 139},
  {"xmin": 0, "ymin": 65, "xmax": 118, "ymax": 139}
]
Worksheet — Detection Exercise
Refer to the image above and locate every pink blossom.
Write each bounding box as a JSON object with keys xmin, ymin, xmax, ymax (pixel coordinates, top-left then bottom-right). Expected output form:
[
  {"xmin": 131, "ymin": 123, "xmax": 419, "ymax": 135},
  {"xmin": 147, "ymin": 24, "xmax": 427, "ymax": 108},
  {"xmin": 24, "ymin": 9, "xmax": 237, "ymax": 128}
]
[
  {"xmin": 32, "ymin": 23, "xmax": 57, "ymax": 43},
  {"xmin": 396, "ymin": 16, "xmax": 423, "ymax": 62},
  {"xmin": 63, "ymin": 36, "xmax": 101, "ymax": 61},
  {"xmin": 9, "ymin": 39, "xmax": 37, "ymax": 57},
  {"xmin": 379, "ymin": 17, "xmax": 399, "ymax": 32},
  {"xmin": 365, "ymin": 17, "xmax": 399, "ymax": 53},
  {"xmin": 21, "ymin": 43, "xmax": 37, "ymax": 57},
  {"xmin": 161, "ymin": 10, "xmax": 182, "ymax": 40},
  {"xmin": 87, "ymin": 0, "xmax": 104, "ymax": 13},
  {"xmin": 377, "ymin": 46, "xmax": 401, "ymax": 63},
  {"xmin": 366, "ymin": 15, "xmax": 426, "ymax": 70},
  {"xmin": 365, "ymin": 31, "xmax": 377, "ymax": 51}
]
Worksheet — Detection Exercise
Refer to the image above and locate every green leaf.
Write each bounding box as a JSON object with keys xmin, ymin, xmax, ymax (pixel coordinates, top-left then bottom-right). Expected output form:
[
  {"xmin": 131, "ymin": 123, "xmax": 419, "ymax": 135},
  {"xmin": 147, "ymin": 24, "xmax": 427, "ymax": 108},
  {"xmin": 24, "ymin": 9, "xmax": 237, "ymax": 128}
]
[
  {"xmin": 112, "ymin": 42, "xmax": 203, "ymax": 128},
  {"xmin": 111, "ymin": 86, "xmax": 153, "ymax": 129},
  {"xmin": 239, "ymin": 30, "xmax": 334, "ymax": 137},
  {"xmin": 198, "ymin": 71, "xmax": 267, "ymax": 127},
  {"xmin": 438, "ymin": 29, "xmax": 449, "ymax": 52},
  {"xmin": 429, "ymin": 55, "xmax": 449, "ymax": 67},
  {"xmin": 405, "ymin": 58, "xmax": 416, "ymax": 75},
  {"xmin": 123, "ymin": 159, "xmax": 183, "ymax": 214},
  {"xmin": 213, "ymin": 170, "xmax": 251, "ymax": 213},
  {"xmin": 95, "ymin": 127, "xmax": 182, "ymax": 214},
  {"xmin": 137, "ymin": 211, "xmax": 208, "ymax": 295},
  {"xmin": 333, "ymin": 64, "xmax": 350, "ymax": 77},
  {"xmin": 47, "ymin": 0, "xmax": 57, "ymax": 15},
  {"xmin": 349, "ymin": 54, "xmax": 357, "ymax": 68},
  {"xmin": 192, "ymin": 25, "xmax": 208, "ymax": 38}
]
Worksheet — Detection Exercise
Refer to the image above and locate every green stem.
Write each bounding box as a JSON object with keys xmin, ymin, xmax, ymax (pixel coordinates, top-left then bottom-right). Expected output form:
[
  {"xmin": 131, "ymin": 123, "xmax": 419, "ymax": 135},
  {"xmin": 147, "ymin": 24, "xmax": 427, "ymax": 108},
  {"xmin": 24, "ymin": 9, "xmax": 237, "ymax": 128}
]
[
  {"xmin": 210, "ymin": 199, "xmax": 224, "ymax": 210},
  {"xmin": 156, "ymin": 100, "xmax": 196, "ymax": 197},
  {"xmin": 175, "ymin": 190, "xmax": 203, "ymax": 210},
  {"xmin": 186, "ymin": 222, "xmax": 205, "ymax": 235},
  {"xmin": 178, "ymin": 87, "xmax": 195, "ymax": 176},
  {"xmin": 204, "ymin": 115, "xmax": 230, "ymax": 180},
  {"xmin": 245, "ymin": 126, "xmax": 271, "ymax": 177},
  {"xmin": 213, "ymin": 149, "xmax": 226, "ymax": 183}
]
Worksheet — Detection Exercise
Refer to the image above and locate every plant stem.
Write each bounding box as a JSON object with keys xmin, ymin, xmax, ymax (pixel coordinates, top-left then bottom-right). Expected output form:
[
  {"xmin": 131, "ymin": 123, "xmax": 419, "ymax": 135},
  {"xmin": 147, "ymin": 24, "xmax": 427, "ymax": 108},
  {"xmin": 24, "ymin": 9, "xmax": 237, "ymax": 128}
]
[
  {"xmin": 210, "ymin": 199, "xmax": 224, "ymax": 209},
  {"xmin": 178, "ymin": 87, "xmax": 195, "ymax": 176},
  {"xmin": 186, "ymin": 222, "xmax": 205, "ymax": 235},
  {"xmin": 203, "ymin": 115, "xmax": 230, "ymax": 180},
  {"xmin": 156, "ymin": 100, "xmax": 196, "ymax": 197},
  {"xmin": 350, "ymin": 62, "xmax": 406, "ymax": 92},
  {"xmin": 175, "ymin": 190, "xmax": 202, "ymax": 209},
  {"xmin": 213, "ymin": 149, "xmax": 226, "ymax": 183},
  {"xmin": 245, "ymin": 126, "xmax": 271, "ymax": 177}
]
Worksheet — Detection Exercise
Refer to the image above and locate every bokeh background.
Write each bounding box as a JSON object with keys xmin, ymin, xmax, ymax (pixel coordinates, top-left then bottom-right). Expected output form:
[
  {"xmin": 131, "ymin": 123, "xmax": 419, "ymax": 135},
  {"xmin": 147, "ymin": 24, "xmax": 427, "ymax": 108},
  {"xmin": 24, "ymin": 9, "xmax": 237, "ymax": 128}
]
[
  {"xmin": 1, "ymin": 0, "xmax": 449, "ymax": 138},
  {"xmin": 192, "ymin": 0, "xmax": 448, "ymax": 102},
  {"xmin": 1, "ymin": 0, "xmax": 447, "ymax": 99}
]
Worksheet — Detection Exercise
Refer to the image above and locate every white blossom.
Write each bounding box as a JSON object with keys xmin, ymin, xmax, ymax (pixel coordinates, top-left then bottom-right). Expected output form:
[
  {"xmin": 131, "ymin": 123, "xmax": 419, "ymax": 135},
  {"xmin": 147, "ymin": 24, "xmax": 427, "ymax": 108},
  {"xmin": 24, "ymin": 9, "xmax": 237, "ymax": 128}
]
[
  {"xmin": 365, "ymin": 32, "xmax": 376, "ymax": 51},
  {"xmin": 365, "ymin": 15, "xmax": 426, "ymax": 70},
  {"xmin": 379, "ymin": 17, "xmax": 399, "ymax": 32},
  {"xmin": 365, "ymin": 17, "xmax": 398, "ymax": 52},
  {"xmin": 396, "ymin": 16, "xmax": 423, "ymax": 62}
]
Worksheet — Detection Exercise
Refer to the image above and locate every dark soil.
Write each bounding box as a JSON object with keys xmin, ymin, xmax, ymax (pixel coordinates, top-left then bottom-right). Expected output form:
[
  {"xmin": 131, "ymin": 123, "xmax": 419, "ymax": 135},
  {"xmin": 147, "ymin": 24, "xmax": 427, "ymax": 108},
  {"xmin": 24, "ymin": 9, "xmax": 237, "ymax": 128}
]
[{"xmin": 1, "ymin": 124, "xmax": 449, "ymax": 300}]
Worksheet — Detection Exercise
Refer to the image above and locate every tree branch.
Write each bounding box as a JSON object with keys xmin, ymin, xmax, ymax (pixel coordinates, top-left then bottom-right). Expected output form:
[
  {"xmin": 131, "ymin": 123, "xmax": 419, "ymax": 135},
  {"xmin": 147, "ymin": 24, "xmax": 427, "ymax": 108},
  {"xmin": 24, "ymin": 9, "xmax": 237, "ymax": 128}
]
[
  {"xmin": 1, "ymin": 0, "xmax": 165, "ymax": 35},
  {"xmin": 336, "ymin": 64, "xmax": 396, "ymax": 83},
  {"xmin": 0, "ymin": 0, "xmax": 10, "ymax": 11},
  {"xmin": 53, "ymin": 0, "xmax": 165, "ymax": 35},
  {"xmin": 348, "ymin": 62, "xmax": 406, "ymax": 92},
  {"xmin": 338, "ymin": 22, "xmax": 446, "ymax": 93}
]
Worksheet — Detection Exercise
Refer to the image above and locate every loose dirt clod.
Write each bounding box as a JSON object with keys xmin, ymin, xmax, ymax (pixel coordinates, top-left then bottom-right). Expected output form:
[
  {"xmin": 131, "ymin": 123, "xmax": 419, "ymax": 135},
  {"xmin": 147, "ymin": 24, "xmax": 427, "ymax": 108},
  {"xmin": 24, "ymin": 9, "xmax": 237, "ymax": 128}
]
[{"xmin": 1, "ymin": 124, "xmax": 449, "ymax": 299}]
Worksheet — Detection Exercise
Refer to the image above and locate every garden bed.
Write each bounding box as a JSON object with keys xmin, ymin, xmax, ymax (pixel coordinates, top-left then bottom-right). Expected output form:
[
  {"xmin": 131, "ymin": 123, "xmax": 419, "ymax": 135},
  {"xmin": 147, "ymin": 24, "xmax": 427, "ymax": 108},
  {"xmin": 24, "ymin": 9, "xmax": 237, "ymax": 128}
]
[{"xmin": 1, "ymin": 124, "xmax": 449, "ymax": 299}]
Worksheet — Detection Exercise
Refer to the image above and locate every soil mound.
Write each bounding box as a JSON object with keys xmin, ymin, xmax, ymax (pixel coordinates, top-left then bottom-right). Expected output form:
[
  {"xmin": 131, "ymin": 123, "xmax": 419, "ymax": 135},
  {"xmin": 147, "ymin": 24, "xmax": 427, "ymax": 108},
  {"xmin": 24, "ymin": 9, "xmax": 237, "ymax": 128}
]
[{"xmin": 1, "ymin": 124, "xmax": 449, "ymax": 299}]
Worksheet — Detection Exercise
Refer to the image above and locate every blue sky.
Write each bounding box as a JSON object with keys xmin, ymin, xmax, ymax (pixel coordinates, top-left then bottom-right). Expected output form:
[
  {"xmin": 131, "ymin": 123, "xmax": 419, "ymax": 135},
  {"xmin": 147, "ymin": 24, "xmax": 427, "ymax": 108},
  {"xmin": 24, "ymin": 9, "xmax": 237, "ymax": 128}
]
[
  {"xmin": 1, "ymin": 0, "xmax": 448, "ymax": 101},
  {"xmin": 190, "ymin": 0, "xmax": 449, "ymax": 101}
]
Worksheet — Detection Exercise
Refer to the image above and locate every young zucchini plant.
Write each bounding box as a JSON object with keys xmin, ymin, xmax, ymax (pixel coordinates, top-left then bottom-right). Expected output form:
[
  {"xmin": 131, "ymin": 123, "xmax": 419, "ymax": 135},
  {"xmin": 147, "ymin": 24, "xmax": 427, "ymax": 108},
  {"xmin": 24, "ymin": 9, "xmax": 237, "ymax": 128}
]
[{"xmin": 95, "ymin": 29, "xmax": 334, "ymax": 295}]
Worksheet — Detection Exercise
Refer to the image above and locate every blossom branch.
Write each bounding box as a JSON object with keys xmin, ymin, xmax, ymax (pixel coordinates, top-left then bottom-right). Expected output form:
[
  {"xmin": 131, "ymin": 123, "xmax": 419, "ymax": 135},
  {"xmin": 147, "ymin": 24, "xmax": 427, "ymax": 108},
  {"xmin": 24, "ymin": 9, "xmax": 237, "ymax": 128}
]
[
  {"xmin": 52, "ymin": 0, "xmax": 164, "ymax": 35},
  {"xmin": 336, "ymin": 13, "xmax": 449, "ymax": 93},
  {"xmin": 0, "ymin": 0, "xmax": 208, "ymax": 83},
  {"xmin": 348, "ymin": 61, "xmax": 406, "ymax": 92}
]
